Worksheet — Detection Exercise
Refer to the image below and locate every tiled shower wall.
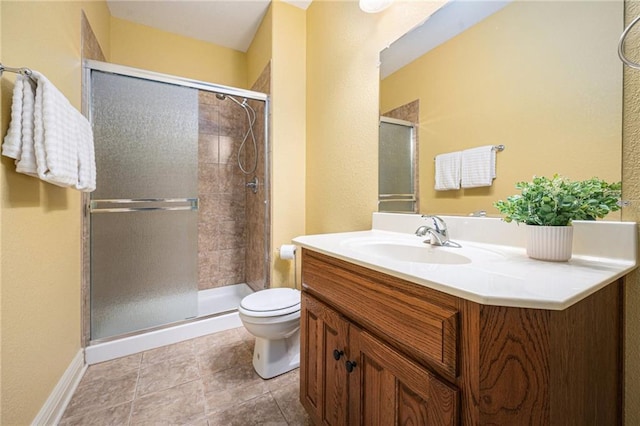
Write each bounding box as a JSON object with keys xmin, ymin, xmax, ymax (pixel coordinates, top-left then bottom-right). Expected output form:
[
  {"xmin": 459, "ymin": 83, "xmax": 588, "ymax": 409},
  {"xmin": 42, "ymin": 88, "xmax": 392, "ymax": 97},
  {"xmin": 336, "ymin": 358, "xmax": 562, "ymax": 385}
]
[{"xmin": 197, "ymin": 63, "xmax": 270, "ymax": 291}]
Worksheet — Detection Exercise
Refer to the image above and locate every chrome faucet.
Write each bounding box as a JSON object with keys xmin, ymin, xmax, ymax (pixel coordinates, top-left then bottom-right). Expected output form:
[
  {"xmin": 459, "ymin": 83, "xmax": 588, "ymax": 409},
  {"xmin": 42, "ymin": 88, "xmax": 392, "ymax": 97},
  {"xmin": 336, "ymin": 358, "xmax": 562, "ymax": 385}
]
[{"xmin": 415, "ymin": 215, "xmax": 450, "ymax": 246}]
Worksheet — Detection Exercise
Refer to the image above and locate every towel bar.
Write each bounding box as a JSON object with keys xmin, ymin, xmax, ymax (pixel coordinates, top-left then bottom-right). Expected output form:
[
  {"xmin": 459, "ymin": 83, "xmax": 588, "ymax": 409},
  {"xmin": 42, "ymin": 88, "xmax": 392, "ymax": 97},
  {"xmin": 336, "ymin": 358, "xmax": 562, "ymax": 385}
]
[
  {"xmin": 434, "ymin": 144, "xmax": 504, "ymax": 161},
  {"xmin": 0, "ymin": 62, "xmax": 34, "ymax": 79}
]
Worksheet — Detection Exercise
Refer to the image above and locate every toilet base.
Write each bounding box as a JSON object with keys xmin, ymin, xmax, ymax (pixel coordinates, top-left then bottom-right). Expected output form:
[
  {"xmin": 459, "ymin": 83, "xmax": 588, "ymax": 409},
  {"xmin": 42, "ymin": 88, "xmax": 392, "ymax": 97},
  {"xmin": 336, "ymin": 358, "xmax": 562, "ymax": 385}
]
[{"xmin": 252, "ymin": 328, "xmax": 300, "ymax": 379}]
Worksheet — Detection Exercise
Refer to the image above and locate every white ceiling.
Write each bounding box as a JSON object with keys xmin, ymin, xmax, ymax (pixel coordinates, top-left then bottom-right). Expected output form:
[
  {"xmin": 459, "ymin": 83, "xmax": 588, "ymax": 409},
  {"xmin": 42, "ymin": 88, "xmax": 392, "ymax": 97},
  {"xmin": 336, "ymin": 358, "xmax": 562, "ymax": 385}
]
[{"xmin": 107, "ymin": 0, "xmax": 312, "ymax": 53}]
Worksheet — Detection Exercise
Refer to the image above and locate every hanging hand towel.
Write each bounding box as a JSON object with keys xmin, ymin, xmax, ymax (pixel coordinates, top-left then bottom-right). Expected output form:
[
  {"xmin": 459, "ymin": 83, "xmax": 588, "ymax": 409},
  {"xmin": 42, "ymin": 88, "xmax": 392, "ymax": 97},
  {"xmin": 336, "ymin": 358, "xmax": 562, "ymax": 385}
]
[
  {"xmin": 2, "ymin": 75, "xmax": 38, "ymax": 177},
  {"xmin": 2, "ymin": 75, "xmax": 26, "ymax": 158},
  {"xmin": 32, "ymin": 71, "xmax": 96, "ymax": 191},
  {"xmin": 434, "ymin": 151, "xmax": 462, "ymax": 191},
  {"xmin": 461, "ymin": 145, "xmax": 496, "ymax": 188},
  {"xmin": 75, "ymin": 114, "xmax": 96, "ymax": 192}
]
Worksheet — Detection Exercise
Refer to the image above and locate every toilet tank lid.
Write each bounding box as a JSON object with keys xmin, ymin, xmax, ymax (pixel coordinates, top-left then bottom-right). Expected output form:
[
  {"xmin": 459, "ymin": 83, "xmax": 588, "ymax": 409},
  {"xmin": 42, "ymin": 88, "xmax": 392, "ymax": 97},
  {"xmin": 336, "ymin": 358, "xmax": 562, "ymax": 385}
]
[{"xmin": 240, "ymin": 288, "xmax": 301, "ymax": 312}]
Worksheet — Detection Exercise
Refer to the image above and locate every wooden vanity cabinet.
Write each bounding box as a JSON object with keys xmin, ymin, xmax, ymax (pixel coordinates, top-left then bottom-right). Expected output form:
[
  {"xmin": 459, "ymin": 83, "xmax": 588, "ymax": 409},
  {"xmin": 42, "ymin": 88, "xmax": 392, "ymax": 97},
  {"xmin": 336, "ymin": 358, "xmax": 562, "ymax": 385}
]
[
  {"xmin": 301, "ymin": 293, "xmax": 459, "ymax": 426},
  {"xmin": 299, "ymin": 249, "xmax": 623, "ymax": 425}
]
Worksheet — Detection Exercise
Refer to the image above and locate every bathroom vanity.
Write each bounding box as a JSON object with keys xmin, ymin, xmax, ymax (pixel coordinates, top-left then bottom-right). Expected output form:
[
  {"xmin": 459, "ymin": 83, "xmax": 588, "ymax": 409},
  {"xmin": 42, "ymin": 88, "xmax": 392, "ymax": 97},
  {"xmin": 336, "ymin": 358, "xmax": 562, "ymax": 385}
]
[{"xmin": 294, "ymin": 213, "xmax": 637, "ymax": 425}]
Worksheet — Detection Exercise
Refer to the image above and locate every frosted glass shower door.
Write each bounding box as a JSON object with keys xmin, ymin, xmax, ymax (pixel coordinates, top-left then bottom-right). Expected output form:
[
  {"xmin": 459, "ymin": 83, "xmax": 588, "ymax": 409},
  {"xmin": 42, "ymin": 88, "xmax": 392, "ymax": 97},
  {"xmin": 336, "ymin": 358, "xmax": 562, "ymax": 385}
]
[
  {"xmin": 89, "ymin": 69, "xmax": 199, "ymax": 340},
  {"xmin": 378, "ymin": 117, "xmax": 417, "ymax": 213}
]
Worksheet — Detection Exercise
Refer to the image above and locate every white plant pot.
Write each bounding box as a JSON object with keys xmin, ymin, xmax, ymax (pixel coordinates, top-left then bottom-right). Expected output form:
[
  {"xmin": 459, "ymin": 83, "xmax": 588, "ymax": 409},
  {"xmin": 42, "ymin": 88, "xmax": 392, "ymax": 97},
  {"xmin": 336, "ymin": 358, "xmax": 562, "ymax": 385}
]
[{"xmin": 526, "ymin": 225, "xmax": 573, "ymax": 262}]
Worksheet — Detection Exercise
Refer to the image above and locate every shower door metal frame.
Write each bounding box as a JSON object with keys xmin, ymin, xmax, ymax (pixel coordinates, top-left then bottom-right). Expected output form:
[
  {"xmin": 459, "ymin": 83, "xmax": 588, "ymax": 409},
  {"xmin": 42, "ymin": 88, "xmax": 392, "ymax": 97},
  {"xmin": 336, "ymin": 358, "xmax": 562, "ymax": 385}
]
[
  {"xmin": 378, "ymin": 116, "xmax": 418, "ymax": 213},
  {"xmin": 81, "ymin": 60, "xmax": 271, "ymax": 345}
]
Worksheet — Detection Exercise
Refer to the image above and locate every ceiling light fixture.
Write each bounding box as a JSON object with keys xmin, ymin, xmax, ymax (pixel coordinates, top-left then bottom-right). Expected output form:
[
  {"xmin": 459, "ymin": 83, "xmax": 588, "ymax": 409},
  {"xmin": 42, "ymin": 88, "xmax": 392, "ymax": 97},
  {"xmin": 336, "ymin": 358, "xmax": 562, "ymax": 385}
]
[{"xmin": 359, "ymin": 0, "xmax": 393, "ymax": 13}]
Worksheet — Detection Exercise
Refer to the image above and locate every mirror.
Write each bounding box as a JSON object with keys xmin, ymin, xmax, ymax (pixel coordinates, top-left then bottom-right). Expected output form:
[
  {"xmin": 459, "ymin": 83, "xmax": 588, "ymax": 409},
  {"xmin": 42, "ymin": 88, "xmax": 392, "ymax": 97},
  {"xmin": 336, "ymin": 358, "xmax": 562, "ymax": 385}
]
[{"xmin": 380, "ymin": 0, "xmax": 623, "ymax": 217}]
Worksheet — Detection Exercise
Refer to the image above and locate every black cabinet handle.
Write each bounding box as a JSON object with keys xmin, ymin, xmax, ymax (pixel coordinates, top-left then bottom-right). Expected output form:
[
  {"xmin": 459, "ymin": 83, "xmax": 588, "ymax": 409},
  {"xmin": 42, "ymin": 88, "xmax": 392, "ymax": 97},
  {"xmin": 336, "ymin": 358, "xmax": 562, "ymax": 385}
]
[
  {"xmin": 333, "ymin": 349, "xmax": 344, "ymax": 361},
  {"xmin": 345, "ymin": 360, "xmax": 357, "ymax": 373}
]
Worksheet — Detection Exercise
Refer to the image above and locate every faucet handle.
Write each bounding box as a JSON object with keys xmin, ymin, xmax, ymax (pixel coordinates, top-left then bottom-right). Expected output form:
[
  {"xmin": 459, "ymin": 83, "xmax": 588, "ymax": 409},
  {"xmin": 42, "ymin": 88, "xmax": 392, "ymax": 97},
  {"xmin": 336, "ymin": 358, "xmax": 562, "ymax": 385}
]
[{"xmin": 421, "ymin": 214, "xmax": 447, "ymax": 234}]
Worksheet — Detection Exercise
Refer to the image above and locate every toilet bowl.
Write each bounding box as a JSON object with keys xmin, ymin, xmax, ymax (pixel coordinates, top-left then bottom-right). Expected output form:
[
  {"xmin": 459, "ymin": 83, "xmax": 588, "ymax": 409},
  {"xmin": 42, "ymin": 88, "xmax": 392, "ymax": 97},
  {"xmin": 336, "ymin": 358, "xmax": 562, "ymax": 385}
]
[{"xmin": 238, "ymin": 287, "xmax": 301, "ymax": 379}]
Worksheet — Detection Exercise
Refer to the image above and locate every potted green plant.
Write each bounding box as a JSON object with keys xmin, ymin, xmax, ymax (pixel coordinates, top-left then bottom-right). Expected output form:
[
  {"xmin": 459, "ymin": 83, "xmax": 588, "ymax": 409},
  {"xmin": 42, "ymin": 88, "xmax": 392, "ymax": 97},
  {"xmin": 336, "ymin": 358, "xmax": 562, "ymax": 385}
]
[{"xmin": 494, "ymin": 175, "xmax": 622, "ymax": 261}]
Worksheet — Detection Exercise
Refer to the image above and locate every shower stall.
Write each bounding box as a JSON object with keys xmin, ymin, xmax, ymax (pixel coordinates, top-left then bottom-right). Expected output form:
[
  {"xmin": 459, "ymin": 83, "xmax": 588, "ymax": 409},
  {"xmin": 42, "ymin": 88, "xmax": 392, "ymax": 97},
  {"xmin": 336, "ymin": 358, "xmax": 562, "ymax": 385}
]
[{"xmin": 82, "ymin": 60, "xmax": 270, "ymax": 363}]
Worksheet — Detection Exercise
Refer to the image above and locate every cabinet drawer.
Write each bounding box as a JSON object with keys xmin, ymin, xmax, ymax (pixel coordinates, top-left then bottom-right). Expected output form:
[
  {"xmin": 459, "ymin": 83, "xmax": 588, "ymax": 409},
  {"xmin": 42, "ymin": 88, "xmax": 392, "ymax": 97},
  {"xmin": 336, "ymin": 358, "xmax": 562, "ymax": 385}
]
[{"xmin": 302, "ymin": 250, "xmax": 459, "ymax": 378}]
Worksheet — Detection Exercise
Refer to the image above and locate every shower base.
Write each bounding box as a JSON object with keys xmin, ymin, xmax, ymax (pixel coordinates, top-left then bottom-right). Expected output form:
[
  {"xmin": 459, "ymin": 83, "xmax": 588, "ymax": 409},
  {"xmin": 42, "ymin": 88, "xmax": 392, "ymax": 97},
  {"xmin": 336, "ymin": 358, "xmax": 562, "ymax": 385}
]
[{"xmin": 85, "ymin": 283, "xmax": 254, "ymax": 364}]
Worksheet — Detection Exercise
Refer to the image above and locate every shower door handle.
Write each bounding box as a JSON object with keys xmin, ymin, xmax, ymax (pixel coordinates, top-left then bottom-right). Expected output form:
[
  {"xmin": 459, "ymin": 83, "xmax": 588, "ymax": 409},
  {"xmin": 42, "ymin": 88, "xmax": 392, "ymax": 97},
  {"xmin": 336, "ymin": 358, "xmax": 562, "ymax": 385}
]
[{"xmin": 89, "ymin": 198, "xmax": 199, "ymax": 213}]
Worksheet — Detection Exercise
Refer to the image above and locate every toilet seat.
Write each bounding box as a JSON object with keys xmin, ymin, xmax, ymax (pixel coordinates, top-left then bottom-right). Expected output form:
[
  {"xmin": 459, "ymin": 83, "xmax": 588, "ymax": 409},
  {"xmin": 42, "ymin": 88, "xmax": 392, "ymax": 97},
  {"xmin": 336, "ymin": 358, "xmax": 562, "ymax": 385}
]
[{"xmin": 239, "ymin": 288, "xmax": 301, "ymax": 318}]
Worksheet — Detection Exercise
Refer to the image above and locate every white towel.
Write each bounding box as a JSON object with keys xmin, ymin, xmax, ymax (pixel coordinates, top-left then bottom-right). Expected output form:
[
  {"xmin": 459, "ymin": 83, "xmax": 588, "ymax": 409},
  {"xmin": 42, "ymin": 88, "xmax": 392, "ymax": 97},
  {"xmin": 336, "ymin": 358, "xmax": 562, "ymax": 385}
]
[
  {"xmin": 2, "ymin": 75, "xmax": 26, "ymax": 158},
  {"xmin": 75, "ymin": 113, "xmax": 96, "ymax": 192},
  {"xmin": 33, "ymin": 71, "xmax": 80, "ymax": 188},
  {"xmin": 461, "ymin": 145, "xmax": 496, "ymax": 188},
  {"xmin": 434, "ymin": 151, "xmax": 462, "ymax": 191},
  {"xmin": 2, "ymin": 75, "xmax": 38, "ymax": 177},
  {"xmin": 2, "ymin": 71, "xmax": 97, "ymax": 191},
  {"xmin": 36, "ymin": 72, "xmax": 95, "ymax": 191}
]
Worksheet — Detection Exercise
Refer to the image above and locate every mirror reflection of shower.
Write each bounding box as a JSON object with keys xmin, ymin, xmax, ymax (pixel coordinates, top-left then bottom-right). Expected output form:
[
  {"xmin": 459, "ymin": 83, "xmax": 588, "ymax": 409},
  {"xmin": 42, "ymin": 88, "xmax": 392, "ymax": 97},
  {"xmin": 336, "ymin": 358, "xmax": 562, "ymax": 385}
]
[{"xmin": 215, "ymin": 93, "xmax": 258, "ymax": 175}]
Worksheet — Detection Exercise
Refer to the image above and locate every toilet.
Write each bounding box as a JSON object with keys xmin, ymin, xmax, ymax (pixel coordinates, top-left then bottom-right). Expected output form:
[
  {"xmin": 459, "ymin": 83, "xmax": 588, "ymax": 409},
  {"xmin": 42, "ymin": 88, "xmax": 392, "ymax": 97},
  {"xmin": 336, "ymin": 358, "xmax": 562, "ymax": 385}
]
[{"xmin": 238, "ymin": 287, "xmax": 301, "ymax": 379}]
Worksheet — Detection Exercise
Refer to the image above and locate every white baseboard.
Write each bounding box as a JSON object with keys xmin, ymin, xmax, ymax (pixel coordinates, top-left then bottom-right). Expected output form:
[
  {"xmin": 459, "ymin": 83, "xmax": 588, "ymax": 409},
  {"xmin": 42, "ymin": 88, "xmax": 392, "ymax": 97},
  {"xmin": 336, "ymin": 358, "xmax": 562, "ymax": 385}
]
[{"xmin": 31, "ymin": 349, "xmax": 87, "ymax": 426}]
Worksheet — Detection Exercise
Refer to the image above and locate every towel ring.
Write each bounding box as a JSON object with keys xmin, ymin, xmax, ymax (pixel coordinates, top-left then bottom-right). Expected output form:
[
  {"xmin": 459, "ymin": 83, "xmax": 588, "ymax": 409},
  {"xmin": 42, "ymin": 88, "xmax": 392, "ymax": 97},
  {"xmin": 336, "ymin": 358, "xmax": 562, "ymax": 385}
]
[{"xmin": 618, "ymin": 16, "xmax": 640, "ymax": 69}]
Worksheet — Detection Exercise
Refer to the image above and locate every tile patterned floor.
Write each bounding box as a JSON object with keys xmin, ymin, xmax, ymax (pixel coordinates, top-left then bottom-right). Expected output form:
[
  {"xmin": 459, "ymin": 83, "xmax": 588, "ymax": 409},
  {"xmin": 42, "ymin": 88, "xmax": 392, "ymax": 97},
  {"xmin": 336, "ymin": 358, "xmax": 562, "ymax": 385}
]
[{"xmin": 60, "ymin": 327, "xmax": 310, "ymax": 425}]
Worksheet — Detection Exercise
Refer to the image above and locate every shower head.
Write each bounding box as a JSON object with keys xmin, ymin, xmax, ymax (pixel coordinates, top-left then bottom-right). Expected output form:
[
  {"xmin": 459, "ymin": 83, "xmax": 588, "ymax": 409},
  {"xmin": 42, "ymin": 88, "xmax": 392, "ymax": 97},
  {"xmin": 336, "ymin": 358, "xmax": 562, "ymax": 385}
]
[
  {"xmin": 214, "ymin": 92, "xmax": 258, "ymax": 175},
  {"xmin": 215, "ymin": 92, "xmax": 250, "ymax": 108},
  {"xmin": 218, "ymin": 93, "xmax": 247, "ymax": 108}
]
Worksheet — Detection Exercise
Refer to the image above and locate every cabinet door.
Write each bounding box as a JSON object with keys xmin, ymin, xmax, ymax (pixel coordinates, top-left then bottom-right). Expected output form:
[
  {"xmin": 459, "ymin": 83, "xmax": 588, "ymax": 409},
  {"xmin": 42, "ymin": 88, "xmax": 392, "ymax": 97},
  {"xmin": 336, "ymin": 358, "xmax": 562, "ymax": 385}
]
[
  {"xmin": 300, "ymin": 294, "xmax": 351, "ymax": 425},
  {"xmin": 351, "ymin": 328, "xmax": 459, "ymax": 426}
]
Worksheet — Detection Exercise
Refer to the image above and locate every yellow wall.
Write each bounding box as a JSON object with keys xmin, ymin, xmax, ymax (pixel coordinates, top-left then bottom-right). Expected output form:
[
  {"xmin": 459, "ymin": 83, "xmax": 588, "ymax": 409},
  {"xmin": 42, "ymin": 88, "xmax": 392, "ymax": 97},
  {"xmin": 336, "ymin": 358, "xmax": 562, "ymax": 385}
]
[
  {"xmin": 270, "ymin": 1, "xmax": 306, "ymax": 287},
  {"xmin": 0, "ymin": 2, "xmax": 111, "ymax": 423},
  {"xmin": 305, "ymin": 0, "xmax": 445, "ymax": 234},
  {"xmin": 381, "ymin": 1, "xmax": 622, "ymax": 216},
  {"xmin": 247, "ymin": 5, "xmax": 272, "ymax": 88},
  {"xmin": 110, "ymin": 17, "xmax": 247, "ymax": 88},
  {"xmin": 247, "ymin": 1, "xmax": 307, "ymax": 288}
]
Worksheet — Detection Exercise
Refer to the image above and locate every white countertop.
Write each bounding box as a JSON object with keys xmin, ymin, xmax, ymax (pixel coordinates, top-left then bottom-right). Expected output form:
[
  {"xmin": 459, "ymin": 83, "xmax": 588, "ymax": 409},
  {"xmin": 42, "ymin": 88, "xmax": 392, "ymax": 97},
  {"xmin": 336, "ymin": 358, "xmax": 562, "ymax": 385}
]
[{"xmin": 292, "ymin": 213, "xmax": 638, "ymax": 310}]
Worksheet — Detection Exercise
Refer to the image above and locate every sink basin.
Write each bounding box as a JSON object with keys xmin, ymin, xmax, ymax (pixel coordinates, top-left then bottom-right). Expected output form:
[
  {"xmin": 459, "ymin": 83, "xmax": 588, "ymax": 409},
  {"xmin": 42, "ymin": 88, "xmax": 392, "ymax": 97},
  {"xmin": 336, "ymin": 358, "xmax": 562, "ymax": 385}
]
[{"xmin": 345, "ymin": 240, "xmax": 472, "ymax": 265}]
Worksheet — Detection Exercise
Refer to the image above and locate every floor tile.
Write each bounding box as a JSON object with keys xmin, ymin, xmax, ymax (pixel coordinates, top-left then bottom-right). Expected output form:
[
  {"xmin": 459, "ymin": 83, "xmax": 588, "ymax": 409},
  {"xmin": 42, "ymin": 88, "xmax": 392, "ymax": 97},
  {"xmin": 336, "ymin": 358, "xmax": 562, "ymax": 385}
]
[
  {"xmin": 137, "ymin": 353, "xmax": 201, "ymax": 397},
  {"xmin": 82, "ymin": 353, "xmax": 142, "ymax": 384},
  {"xmin": 130, "ymin": 379, "xmax": 206, "ymax": 425},
  {"xmin": 61, "ymin": 371, "xmax": 138, "ymax": 420},
  {"xmin": 271, "ymin": 382, "xmax": 311, "ymax": 426},
  {"xmin": 197, "ymin": 339, "xmax": 253, "ymax": 376},
  {"xmin": 62, "ymin": 327, "xmax": 308, "ymax": 425},
  {"xmin": 207, "ymin": 393, "xmax": 288, "ymax": 426},
  {"xmin": 265, "ymin": 368, "xmax": 299, "ymax": 392},
  {"xmin": 202, "ymin": 363, "xmax": 269, "ymax": 414},
  {"xmin": 59, "ymin": 401, "xmax": 132, "ymax": 426},
  {"xmin": 192, "ymin": 327, "xmax": 244, "ymax": 354},
  {"xmin": 141, "ymin": 339, "xmax": 195, "ymax": 367}
]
